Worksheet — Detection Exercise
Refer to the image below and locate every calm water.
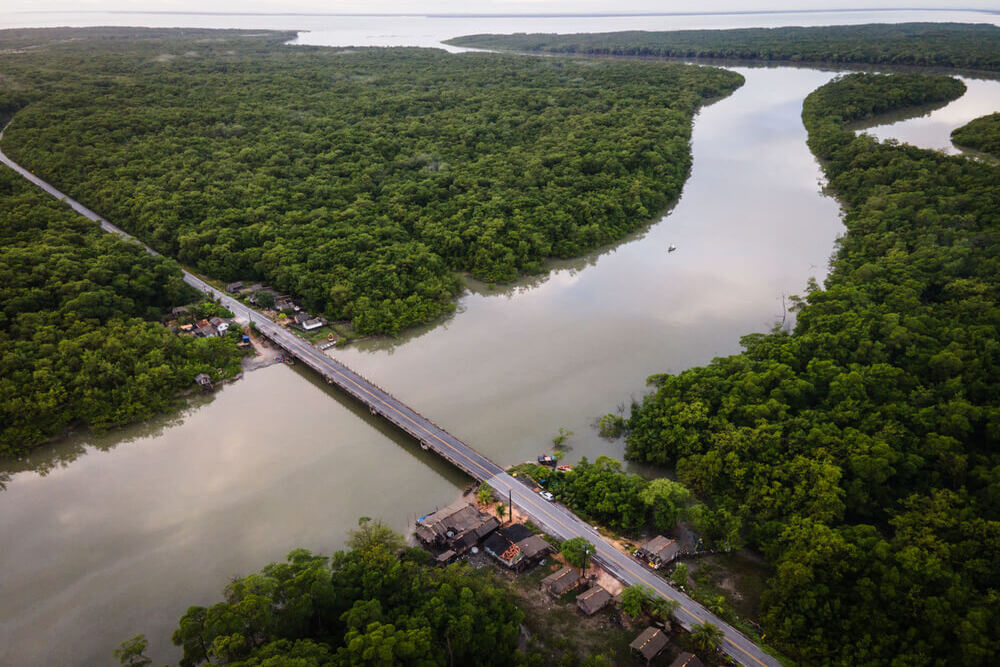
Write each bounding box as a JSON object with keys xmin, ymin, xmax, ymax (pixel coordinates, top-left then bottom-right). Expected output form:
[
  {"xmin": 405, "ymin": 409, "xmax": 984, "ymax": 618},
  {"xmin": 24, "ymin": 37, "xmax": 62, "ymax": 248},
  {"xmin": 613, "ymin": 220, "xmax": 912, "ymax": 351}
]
[{"xmin": 2, "ymin": 11, "xmax": 1000, "ymax": 666}]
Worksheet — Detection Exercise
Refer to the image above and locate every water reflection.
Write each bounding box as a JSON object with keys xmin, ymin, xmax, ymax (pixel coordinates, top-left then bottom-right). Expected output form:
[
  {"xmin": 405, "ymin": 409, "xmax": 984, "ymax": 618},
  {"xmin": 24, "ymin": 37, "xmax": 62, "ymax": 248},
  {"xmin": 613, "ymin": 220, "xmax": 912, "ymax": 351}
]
[{"xmin": 860, "ymin": 76, "xmax": 1000, "ymax": 154}]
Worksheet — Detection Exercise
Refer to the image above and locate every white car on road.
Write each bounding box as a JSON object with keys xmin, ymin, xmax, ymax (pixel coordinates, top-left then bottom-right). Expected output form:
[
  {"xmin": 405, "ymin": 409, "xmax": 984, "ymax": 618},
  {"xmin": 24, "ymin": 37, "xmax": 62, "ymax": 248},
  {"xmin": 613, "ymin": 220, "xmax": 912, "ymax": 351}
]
[{"xmin": 539, "ymin": 491, "xmax": 554, "ymax": 501}]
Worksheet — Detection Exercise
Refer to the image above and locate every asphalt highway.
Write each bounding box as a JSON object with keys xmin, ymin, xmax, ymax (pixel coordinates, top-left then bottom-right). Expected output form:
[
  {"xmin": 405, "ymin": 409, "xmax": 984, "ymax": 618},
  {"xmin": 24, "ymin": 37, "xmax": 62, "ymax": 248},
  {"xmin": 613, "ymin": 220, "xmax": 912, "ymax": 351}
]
[{"xmin": 1, "ymin": 130, "xmax": 780, "ymax": 667}]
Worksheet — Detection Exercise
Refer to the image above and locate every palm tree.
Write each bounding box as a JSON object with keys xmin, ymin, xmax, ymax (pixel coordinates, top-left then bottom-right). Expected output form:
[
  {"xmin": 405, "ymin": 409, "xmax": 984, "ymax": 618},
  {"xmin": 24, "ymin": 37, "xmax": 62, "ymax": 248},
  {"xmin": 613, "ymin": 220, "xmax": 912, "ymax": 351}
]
[
  {"xmin": 651, "ymin": 597, "xmax": 679, "ymax": 622},
  {"xmin": 690, "ymin": 621, "xmax": 724, "ymax": 654}
]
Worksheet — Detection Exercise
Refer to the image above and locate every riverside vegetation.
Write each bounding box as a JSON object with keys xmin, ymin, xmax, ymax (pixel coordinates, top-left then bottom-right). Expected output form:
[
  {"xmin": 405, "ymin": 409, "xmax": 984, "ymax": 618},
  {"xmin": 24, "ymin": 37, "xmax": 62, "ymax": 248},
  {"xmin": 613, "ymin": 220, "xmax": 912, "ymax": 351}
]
[
  {"xmin": 951, "ymin": 112, "xmax": 1000, "ymax": 157},
  {"xmin": 447, "ymin": 22, "xmax": 1000, "ymax": 71},
  {"xmin": 0, "ymin": 27, "xmax": 743, "ymax": 335},
  {"xmin": 623, "ymin": 73, "xmax": 1000, "ymax": 664},
  {"xmin": 0, "ymin": 169, "xmax": 245, "ymax": 458}
]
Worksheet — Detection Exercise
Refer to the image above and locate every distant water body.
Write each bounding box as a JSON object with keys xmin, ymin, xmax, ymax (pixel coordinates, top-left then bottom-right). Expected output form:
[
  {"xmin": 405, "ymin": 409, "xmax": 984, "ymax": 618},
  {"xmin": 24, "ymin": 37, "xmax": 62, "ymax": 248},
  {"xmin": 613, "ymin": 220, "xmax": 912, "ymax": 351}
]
[{"xmin": 1, "ymin": 9, "xmax": 998, "ymax": 52}]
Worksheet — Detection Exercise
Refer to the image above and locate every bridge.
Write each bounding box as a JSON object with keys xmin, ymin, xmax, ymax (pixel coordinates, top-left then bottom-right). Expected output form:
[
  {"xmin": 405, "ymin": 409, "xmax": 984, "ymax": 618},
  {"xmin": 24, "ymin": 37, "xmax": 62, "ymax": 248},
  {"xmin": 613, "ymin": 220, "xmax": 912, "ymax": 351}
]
[{"xmin": 0, "ymin": 127, "xmax": 781, "ymax": 667}]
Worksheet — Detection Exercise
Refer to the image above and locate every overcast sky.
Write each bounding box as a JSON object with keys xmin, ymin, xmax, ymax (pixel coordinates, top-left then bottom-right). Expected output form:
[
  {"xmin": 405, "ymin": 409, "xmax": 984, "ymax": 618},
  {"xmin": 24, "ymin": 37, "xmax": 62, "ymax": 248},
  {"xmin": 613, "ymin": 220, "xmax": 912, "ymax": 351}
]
[{"xmin": 6, "ymin": 1, "xmax": 998, "ymax": 15}]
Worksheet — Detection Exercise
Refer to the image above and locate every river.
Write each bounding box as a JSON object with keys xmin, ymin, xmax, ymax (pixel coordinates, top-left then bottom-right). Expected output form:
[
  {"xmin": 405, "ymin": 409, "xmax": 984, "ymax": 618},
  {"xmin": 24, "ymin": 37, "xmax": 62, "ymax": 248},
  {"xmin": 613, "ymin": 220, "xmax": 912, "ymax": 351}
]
[{"xmin": 2, "ymin": 11, "xmax": 1000, "ymax": 666}]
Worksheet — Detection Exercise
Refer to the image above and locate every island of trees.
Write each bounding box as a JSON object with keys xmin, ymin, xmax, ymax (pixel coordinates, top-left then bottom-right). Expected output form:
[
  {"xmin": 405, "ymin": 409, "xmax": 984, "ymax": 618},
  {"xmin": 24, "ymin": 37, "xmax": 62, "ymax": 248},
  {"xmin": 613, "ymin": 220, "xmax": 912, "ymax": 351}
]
[
  {"xmin": 0, "ymin": 168, "xmax": 245, "ymax": 458},
  {"xmin": 951, "ymin": 112, "xmax": 1000, "ymax": 157},
  {"xmin": 447, "ymin": 22, "xmax": 1000, "ymax": 71},
  {"xmin": 0, "ymin": 27, "xmax": 742, "ymax": 335},
  {"xmin": 623, "ymin": 72, "xmax": 999, "ymax": 664}
]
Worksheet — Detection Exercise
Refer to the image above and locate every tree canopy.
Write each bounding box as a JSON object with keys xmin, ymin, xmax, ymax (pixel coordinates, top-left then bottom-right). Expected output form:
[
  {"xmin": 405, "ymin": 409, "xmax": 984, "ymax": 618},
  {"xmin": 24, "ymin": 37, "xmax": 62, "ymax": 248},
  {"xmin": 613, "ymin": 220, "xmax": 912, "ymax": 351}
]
[
  {"xmin": 0, "ymin": 27, "xmax": 743, "ymax": 335},
  {"xmin": 166, "ymin": 521, "xmax": 527, "ymax": 666},
  {"xmin": 625, "ymin": 73, "xmax": 1000, "ymax": 664},
  {"xmin": 0, "ymin": 168, "xmax": 244, "ymax": 457},
  {"xmin": 447, "ymin": 23, "xmax": 1000, "ymax": 71},
  {"xmin": 951, "ymin": 112, "xmax": 1000, "ymax": 157}
]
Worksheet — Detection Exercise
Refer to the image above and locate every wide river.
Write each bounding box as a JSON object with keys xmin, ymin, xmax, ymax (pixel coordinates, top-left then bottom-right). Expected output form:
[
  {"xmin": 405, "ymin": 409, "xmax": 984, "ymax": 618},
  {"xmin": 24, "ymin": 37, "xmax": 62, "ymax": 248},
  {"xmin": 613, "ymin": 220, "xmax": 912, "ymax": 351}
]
[{"xmin": 1, "ymin": 9, "xmax": 999, "ymax": 666}]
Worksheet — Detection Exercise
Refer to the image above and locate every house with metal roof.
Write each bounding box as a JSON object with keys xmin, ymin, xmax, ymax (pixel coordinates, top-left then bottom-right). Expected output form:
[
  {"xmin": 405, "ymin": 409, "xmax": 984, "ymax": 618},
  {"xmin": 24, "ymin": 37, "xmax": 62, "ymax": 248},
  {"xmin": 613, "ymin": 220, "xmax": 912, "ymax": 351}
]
[
  {"xmin": 630, "ymin": 627, "xmax": 670, "ymax": 663},
  {"xmin": 576, "ymin": 584, "xmax": 612, "ymax": 615},
  {"xmin": 636, "ymin": 535, "xmax": 680, "ymax": 569},
  {"xmin": 541, "ymin": 566, "xmax": 581, "ymax": 598}
]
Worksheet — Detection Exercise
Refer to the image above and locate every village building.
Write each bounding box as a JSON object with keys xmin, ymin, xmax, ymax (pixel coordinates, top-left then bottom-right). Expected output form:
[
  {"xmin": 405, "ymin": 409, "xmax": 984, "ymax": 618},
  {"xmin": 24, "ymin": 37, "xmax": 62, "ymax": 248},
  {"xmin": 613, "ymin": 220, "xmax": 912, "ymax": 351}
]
[
  {"xmin": 576, "ymin": 584, "xmax": 612, "ymax": 615},
  {"xmin": 415, "ymin": 502, "xmax": 499, "ymax": 554},
  {"xmin": 209, "ymin": 317, "xmax": 230, "ymax": 334},
  {"xmin": 294, "ymin": 312, "xmax": 312, "ymax": 325},
  {"xmin": 302, "ymin": 317, "xmax": 325, "ymax": 331},
  {"xmin": 178, "ymin": 323, "xmax": 195, "ymax": 334},
  {"xmin": 636, "ymin": 535, "xmax": 680, "ymax": 569},
  {"xmin": 669, "ymin": 652, "xmax": 705, "ymax": 667},
  {"xmin": 170, "ymin": 306, "xmax": 189, "ymax": 317},
  {"xmin": 541, "ymin": 566, "xmax": 581, "ymax": 598},
  {"xmin": 195, "ymin": 319, "xmax": 218, "ymax": 337},
  {"xmin": 483, "ymin": 524, "xmax": 552, "ymax": 570},
  {"xmin": 226, "ymin": 281, "xmax": 244, "ymax": 293},
  {"xmin": 194, "ymin": 373, "xmax": 213, "ymax": 390},
  {"xmin": 630, "ymin": 627, "xmax": 670, "ymax": 664}
]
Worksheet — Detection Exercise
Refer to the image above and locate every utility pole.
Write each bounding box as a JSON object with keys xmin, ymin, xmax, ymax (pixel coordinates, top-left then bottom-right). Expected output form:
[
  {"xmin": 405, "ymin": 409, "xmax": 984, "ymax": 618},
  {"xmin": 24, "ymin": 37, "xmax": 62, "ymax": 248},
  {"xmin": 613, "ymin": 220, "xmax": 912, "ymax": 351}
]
[{"xmin": 508, "ymin": 489, "xmax": 512, "ymax": 525}]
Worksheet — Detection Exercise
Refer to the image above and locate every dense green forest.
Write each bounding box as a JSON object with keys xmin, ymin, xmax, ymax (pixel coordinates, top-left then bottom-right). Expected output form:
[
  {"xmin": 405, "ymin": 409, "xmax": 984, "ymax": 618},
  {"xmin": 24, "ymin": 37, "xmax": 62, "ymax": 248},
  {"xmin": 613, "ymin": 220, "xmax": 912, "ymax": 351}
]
[
  {"xmin": 952, "ymin": 112, "xmax": 1000, "ymax": 157},
  {"xmin": 0, "ymin": 168, "xmax": 244, "ymax": 457},
  {"xmin": 148, "ymin": 520, "xmax": 530, "ymax": 666},
  {"xmin": 514, "ymin": 456, "xmax": 738, "ymax": 548},
  {"xmin": 624, "ymin": 72, "xmax": 1000, "ymax": 664},
  {"xmin": 0, "ymin": 28, "xmax": 743, "ymax": 335},
  {"xmin": 447, "ymin": 22, "xmax": 1000, "ymax": 70}
]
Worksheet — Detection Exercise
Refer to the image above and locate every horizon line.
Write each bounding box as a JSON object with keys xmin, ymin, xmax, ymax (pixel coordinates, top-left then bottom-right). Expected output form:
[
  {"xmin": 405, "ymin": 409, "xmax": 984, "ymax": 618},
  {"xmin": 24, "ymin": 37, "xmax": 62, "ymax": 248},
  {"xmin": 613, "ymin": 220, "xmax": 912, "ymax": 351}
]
[{"xmin": 10, "ymin": 7, "xmax": 998, "ymax": 19}]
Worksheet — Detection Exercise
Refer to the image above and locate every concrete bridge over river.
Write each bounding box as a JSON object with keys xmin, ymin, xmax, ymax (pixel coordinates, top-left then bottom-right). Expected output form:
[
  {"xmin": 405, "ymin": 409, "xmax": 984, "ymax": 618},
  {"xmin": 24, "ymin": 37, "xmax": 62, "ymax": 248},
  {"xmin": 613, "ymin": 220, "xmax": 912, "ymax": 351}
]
[{"xmin": 0, "ymin": 128, "xmax": 781, "ymax": 667}]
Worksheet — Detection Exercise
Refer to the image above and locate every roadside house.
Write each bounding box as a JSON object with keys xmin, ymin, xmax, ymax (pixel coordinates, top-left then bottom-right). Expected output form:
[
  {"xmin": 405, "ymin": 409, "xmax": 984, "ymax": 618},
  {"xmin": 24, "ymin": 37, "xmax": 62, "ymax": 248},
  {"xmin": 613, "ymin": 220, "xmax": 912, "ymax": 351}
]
[
  {"xmin": 415, "ymin": 502, "xmax": 499, "ymax": 554},
  {"xmin": 483, "ymin": 523, "xmax": 551, "ymax": 570},
  {"xmin": 294, "ymin": 312, "xmax": 312, "ymax": 325},
  {"xmin": 669, "ymin": 652, "xmax": 705, "ymax": 667},
  {"xmin": 302, "ymin": 317, "xmax": 325, "ymax": 331},
  {"xmin": 195, "ymin": 319, "xmax": 218, "ymax": 337},
  {"xmin": 636, "ymin": 535, "xmax": 680, "ymax": 569},
  {"xmin": 631, "ymin": 627, "xmax": 670, "ymax": 664},
  {"xmin": 542, "ymin": 566, "xmax": 581, "ymax": 598},
  {"xmin": 576, "ymin": 584, "xmax": 612, "ymax": 615},
  {"xmin": 209, "ymin": 317, "xmax": 230, "ymax": 334},
  {"xmin": 226, "ymin": 281, "xmax": 243, "ymax": 293}
]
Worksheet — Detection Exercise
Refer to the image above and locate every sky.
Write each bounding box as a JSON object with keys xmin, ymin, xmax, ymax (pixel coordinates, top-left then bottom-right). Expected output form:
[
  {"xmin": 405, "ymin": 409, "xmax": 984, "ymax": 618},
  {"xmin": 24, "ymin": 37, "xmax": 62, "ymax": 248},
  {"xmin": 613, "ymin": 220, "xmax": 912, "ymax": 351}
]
[{"xmin": 5, "ymin": 1, "xmax": 998, "ymax": 16}]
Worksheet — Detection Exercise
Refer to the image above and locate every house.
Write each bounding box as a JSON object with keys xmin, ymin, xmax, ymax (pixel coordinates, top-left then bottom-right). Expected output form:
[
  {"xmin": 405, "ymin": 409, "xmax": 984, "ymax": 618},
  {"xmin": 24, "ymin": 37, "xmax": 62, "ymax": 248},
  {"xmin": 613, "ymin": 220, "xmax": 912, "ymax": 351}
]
[
  {"xmin": 576, "ymin": 584, "xmax": 612, "ymax": 615},
  {"xmin": 669, "ymin": 652, "xmax": 704, "ymax": 667},
  {"xmin": 483, "ymin": 532, "xmax": 524, "ymax": 569},
  {"xmin": 171, "ymin": 306, "xmax": 189, "ymax": 316},
  {"xmin": 195, "ymin": 319, "xmax": 218, "ymax": 337},
  {"xmin": 194, "ymin": 373, "xmax": 213, "ymax": 390},
  {"xmin": 294, "ymin": 312, "xmax": 312, "ymax": 325},
  {"xmin": 274, "ymin": 299, "xmax": 295, "ymax": 312},
  {"xmin": 483, "ymin": 524, "xmax": 551, "ymax": 570},
  {"xmin": 415, "ymin": 502, "xmax": 499, "ymax": 554},
  {"xmin": 630, "ymin": 627, "xmax": 670, "ymax": 664},
  {"xmin": 226, "ymin": 281, "xmax": 244, "ymax": 293},
  {"xmin": 209, "ymin": 317, "xmax": 230, "ymax": 334},
  {"xmin": 538, "ymin": 455, "xmax": 557, "ymax": 467},
  {"xmin": 542, "ymin": 566, "xmax": 581, "ymax": 598},
  {"xmin": 179, "ymin": 324, "xmax": 195, "ymax": 334},
  {"xmin": 302, "ymin": 317, "xmax": 324, "ymax": 331},
  {"xmin": 636, "ymin": 535, "xmax": 680, "ymax": 569},
  {"xmin": 434, "ymin": 550, "xmax": 457, "ymax": 565}
]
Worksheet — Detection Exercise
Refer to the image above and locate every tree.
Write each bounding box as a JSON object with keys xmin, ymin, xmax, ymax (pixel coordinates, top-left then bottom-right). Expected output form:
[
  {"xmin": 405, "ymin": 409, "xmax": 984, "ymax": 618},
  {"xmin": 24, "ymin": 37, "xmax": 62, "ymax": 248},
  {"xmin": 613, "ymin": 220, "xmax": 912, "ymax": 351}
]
[
  {"xmin": 670, "ymin": 563, "xmax": 689, "ymax": 587},
  {"xmin": 255, "ymin": 290, "xmax": 276, "ymax": 309},
  {"xmin": 620, "ymin": 584, "xmax": 653, "ymax": 619},
  {"xmin": 651, "ymin": 597, "xmax": 680, "ymax": 623},
  {"xmin": 690, "ymin": 622, "xmax": 724, "ymax": 654},
  {"xmin": 640, "ymin": 478, "xmax": 692, "ymax": 532},
  {"xmin": 477, "ymin": 483, "xmax": 494, "ymax": 506},
  {"xmin": 560, "ymin": 537, "xmax": 595, "ymax": 570},
  {"xmin": 113, "ymin": 634, "xmax": 152, "ymax": 667},
  {"xmin": 552, "ymin": 427, "xmax": 574, "ymax": 448}
]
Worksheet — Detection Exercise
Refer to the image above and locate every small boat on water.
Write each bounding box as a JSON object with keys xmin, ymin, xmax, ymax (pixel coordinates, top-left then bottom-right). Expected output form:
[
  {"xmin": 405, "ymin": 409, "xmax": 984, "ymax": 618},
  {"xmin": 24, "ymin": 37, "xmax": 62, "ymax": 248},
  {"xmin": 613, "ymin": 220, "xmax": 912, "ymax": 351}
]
[{"xmin": 668, "ymin": 244, "xmax": 677, "ymax": 252}]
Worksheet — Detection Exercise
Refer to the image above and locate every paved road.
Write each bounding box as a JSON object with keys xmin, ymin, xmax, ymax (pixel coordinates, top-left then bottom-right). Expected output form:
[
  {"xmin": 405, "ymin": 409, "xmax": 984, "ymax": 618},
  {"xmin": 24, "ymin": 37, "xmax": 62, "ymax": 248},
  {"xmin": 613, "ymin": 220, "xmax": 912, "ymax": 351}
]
[{"xmin": 1, "ymin": 128, "xmax": 780, "ymax": 667}]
